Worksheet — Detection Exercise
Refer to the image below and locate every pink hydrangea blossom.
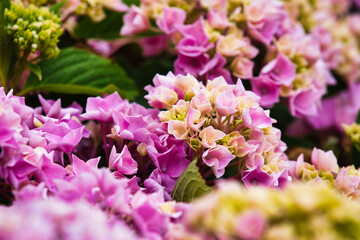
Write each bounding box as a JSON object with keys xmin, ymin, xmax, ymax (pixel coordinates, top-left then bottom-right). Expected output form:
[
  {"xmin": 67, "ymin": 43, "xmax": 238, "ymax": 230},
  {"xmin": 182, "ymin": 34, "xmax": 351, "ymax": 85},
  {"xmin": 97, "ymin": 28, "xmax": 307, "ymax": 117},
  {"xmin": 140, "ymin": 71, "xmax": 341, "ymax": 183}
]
[{"xmin": 120, "ymin": 6, "xmax": 150, "ymax": 36}]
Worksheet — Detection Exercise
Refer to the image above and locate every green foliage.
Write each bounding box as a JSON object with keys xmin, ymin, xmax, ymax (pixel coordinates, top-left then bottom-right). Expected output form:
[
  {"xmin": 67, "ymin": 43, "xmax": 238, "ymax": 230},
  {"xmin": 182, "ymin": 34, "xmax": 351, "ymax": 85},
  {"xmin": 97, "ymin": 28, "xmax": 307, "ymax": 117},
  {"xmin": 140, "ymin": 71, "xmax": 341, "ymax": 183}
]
[
  {"xmin": 356, "ymin": 110, "xmax": 360, "ymax": 124},
  {"xmin": 26, "ymin": 62, "xmax": 42, "ymax": 81},
  {"xmin": 172, "ymin": 160, "xmax": 212, "ymax": 203},
  {"xmin": 73, "ymin": 10, "xmax": 124, "ymax": 40},
  {"xmin": 49, "ymin": 0, "xmax": 66, "ymax": 16},
  {"xmin": 21, "ymin": 47, "xmax": 138, "ymax": 99},
  {"xmin": 73, "ymin": 10, "xmax": 162, "ymax": 40},
  {"xmin": 350, "ymin": 110, "xmax": 360, "ymax": 168},
  {"xmin": 122, "ymin": 0, "xmax": 140, "ymax": 6},
  {"xmin": 117, "ymin": 54, "xmax": 174, "ymax": 106},
  {"xmin": 0, "ymin": 0, "xmax": 15, "ymax": 87}
]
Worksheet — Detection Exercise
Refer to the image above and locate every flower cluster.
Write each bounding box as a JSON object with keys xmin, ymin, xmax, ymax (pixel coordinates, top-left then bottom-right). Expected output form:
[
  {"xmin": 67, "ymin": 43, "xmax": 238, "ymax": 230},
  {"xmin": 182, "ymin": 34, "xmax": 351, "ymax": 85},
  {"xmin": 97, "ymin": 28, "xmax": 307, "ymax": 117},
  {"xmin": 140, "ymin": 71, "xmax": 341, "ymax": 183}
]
[
  {"xmin": 145, "ymin": 73, "xmax": 289, "ymax": 188},
  {"xmin": 288, "ymin": 83, "xmax": 360, "ymax": 135},
  {"xmin": 0, "ymin": 86, "xmax": 191, "ymax": 239},
  {"xmin": 289, "ymin": 147, "xmax": 360, "ymax": 200},
  {"xmin": 181, "ymin": 181, "xmax": 360, "ymax": 240},
  {"xmin": 0, "ymin": 190, "xmax": 137, "ymax": 240},
  {"xmin": 111, "ymin": 0, "xmax": 337, "ymax": 117},
  {"xmin": 283, "ymin": 0, "xmax": 360, "ymax": 83},
  {"xmin": 4, "ymin": 0, "xmax": 63, "ymax": 58}
]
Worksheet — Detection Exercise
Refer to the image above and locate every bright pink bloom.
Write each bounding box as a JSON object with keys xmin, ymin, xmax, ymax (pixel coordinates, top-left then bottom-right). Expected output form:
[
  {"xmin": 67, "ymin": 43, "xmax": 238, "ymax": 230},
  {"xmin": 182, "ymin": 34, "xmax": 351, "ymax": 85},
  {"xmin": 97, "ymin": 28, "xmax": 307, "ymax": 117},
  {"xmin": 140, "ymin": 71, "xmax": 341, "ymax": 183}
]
[
  {"xmin": 200, "ymin": 53, "xmax": 232, "ymax": 83},
  {"xmin": 144, "ymin": 86, "xmax": 178, "ymax": 109},
  {"xmin": 288, "ymin": 89, "xmax": 318, "ymax": 117},
  {"xmin": 167, "ymin": 120, "xmax": 189, "ymax": 140},
  {"xmin": 199, "ymin": 126, "xmax": 226, "ymax": 149},
  {"xmin": 111, "ymin": 111, "xmax": 150, "ymax": 142},
  {"xmin": 176, "ymin": 17, "xmax": 210, "ymax": 49},
  {"xmin": 176, "ymin": 37, "xmax": 213, "ymax": 57},
  {"xmin": 120, "ymin": 6, "xmax": 150, "ymax": 36},
  {"xmin": 251, "ymin": 75, "xmax": 281, "ymax": 108},
  {"xmin": 202, "ymin": 145, "xmax": 235, "ymax": 178},
  {"xmin": 190, "ymin": 92, "xmax": 212, "ymax": 115},
  {"xmin": 231, "ymin": 57, "xmax": 255, "ymax": 79},
  {"xmin": 260, "ymin": 53, "xmax": 296, "ymax": 86},
  {"xmin": 185, "ymin": 106, "xmax": 205, "ymax": 132},
  {"xmin": 214, "ymin": 91, "xmax": 239, "ymax": 116},
  {"xmin": 156, "ymin": 7, "xmax": 186, "ymax": 34},
  {"xmin": 311, "ymin": 148, "xmax": 339, "ymax": 172},
  {"xmin": 109, "ymin": 146, "xmax": 138, "ymax": 175},
  {"xmin": 81, "ymin": 92, "xmax": 128, "ymax": 122},
  {"xmin": 241, "ymin": 165, "xmax": 273, "ymax": 188},
  {"xmin": 235, "ymin": 210, "xmax": 266, "ymax": 240},
  {"xmin": 39, "ymin": 95, "xmax": 82, "ymax": 119},
  {"xmin": 41, "ymin": 119, "xmax": 89, "ymax": 153},
  {"xmin": 242, "ymin": 107, "xmax": 273, "ymax": 129},
  {"xmin": 71, "ymin": 155, "xmax": 100, "ymax": 175},
  {"xmin": 174, "ymin": 53, "xmax": 210, "ymax": 76},
  {"xmin": 334, "ymin": 168, "xmax": 360, "ymax": 196},
  {"xmin": 207, "ymin": 10, "xmax": 231, "ymax": 29}
]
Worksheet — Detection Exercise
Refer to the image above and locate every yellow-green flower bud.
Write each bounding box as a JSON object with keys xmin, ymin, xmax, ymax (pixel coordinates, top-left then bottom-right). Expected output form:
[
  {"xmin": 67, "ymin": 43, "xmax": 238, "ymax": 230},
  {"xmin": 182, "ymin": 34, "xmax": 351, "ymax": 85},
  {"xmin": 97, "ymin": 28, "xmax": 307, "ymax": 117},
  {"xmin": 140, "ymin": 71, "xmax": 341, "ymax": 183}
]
[
  {"xmin": 343, "ymin": 123, "xmax": 360, "ymax": 151},
  {"xmin": 4, "ymin": 1, "xmax": 62, "ymax": 59}
]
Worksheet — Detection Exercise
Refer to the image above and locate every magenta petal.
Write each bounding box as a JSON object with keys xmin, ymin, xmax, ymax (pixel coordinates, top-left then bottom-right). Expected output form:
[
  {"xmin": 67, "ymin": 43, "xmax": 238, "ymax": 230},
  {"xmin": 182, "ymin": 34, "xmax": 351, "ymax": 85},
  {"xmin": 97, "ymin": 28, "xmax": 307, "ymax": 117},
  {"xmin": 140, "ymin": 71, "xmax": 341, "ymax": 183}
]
[
  {"xmin": 251, "ymin": 76, "xmax": 281, "ymax": 108},
  {"xmin": 241, "ymin": 165, "xmax": 273, "ymax": 188},
  {"xmin": 261, "ymin": 53, "xmax": 296, "ymax": 86},
  {"xmin": 202, "ymin": 145, "xmax": 235, "ymax": 178},
  {"xmin": 243, "ymin": 107, "xmax": 273, "ymax": 129}
]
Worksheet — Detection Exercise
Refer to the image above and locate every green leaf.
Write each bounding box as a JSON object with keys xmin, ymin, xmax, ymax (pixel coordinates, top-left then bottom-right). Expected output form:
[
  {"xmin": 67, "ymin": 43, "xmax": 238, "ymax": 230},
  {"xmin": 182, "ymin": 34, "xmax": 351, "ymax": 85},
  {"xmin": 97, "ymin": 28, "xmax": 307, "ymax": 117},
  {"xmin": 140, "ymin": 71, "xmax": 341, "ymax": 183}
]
[
  {"xmin": 21, "ymin": 47, "xmax": 138, "ymax": 99},
  {"xmin": 49, "ymin": 0, "xmax": 67, "ymax": 16},
  {"xmin": 122, "ymin": 0, "xmax": 140, "ymax": 6},
  {"xmin": 26, "ymin": 63, "xmax": 42, "ymax": 81},
  {"xmin": 172, "ymin": 160, "xmax": 212, "ymax": 203},
  {"xmin": 356, "ymin": 110, "xmax": 360, "ymax": 124},
  {"xmin": 73, "ymin": 10, "xmax": 124, "ymax": 40},
  {"xmin": 0, "ymin": 0, "xmax": 15, "ymax": 87},
  {"xmin": 351, "ymin": 145, "xmax": 360, "ymax": 169}
]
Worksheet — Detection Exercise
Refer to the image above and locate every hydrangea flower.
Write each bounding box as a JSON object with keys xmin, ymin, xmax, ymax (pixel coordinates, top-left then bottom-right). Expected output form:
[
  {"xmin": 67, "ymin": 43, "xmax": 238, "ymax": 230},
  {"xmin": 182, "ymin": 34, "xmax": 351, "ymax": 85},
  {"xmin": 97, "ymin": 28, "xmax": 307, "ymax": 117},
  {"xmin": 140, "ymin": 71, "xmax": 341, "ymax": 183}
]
[
  {"xmin": 181, "ymin": 181, "xmax": 360, "ymax": 239},
  {"xmin": 117, "ymin": 0, "xmax": 337, "ymax": 118},
  {"xmin": 288, "ymin": 147, "xmax": 360, "ymax": 200},
  {"xmin": 145, "ymin": 73, "xmax": 289, "ymax": 187}
]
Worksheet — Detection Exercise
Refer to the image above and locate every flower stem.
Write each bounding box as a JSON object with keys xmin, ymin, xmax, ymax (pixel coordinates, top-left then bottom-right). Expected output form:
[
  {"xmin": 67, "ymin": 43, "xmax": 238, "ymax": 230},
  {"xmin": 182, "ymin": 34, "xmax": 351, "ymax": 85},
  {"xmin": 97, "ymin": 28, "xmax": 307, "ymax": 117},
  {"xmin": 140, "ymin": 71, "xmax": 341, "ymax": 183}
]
[
  {"xmin": 100, "ymin": 122, "xmax": 109, "ymax": 164},
  {"xmin": 11, "ymin": 50, "xmax": 30, "ymax": 93}
]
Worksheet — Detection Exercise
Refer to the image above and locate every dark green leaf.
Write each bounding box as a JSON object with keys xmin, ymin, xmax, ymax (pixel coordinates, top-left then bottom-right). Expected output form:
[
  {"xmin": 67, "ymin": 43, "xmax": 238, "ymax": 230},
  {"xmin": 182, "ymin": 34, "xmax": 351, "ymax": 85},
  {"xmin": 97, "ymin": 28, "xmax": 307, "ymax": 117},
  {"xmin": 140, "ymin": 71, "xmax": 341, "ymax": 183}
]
[
  {"xmin": 281, "ymin": 135, "xmax": 315, "ymax": 149},
  {"xmin": 172, "ymin": 160, "xmax": 212, "ymax": 203},
  {"xmin": 49, "ymin": 0, "xmax": 67, "ymax": 16},
  {"xmin": 0, "ymin": 0, "xmax": 9, "ymax": 9},
  {"xmin": 26, "ymin": 63, "xmax": 42, "ymax": 81},
  {"xmin": 356, "ymin": 110, "xmax": 360, "ymax": 124},
  {"xmin": 122, "ymin": 0, "xmax": 140, "ymax": 6},
  {"xmin": 21, "ymin": 47, "xmax": 138, "ymax": 99},
  {"xmin": 117, "ymin": 54, "xmax": 174, "ymax": 106},
  {"xmin": 351, "ymin": 145, "xmax": 360, "ymax": 168},
  {"xmin": 73, "ymin": 10, "xmax": 124, "ymax": 40}
]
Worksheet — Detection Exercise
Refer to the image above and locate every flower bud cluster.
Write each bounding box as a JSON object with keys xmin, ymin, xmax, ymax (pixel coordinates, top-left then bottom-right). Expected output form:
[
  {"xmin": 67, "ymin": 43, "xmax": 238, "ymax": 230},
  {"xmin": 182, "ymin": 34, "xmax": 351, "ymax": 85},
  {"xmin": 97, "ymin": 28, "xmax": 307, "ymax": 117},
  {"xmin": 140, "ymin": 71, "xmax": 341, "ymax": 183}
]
[
  {"xmin": 344, "ymin": 122, "xmax": 360, "ymax": 151},
  {"xmin": 289, "ymin": 147, "xmax": 360, "ymax": 200},
  {"xmin": 146, "ymin": 72, "xmax": 289, "ymax": 187},
  {"xmin": 181, "ymin": 181, "xmax": 360, "ymax": 239},
  {"xmin": 4, "ymin": 1, "xmax": 63, "ymax": 58}
]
